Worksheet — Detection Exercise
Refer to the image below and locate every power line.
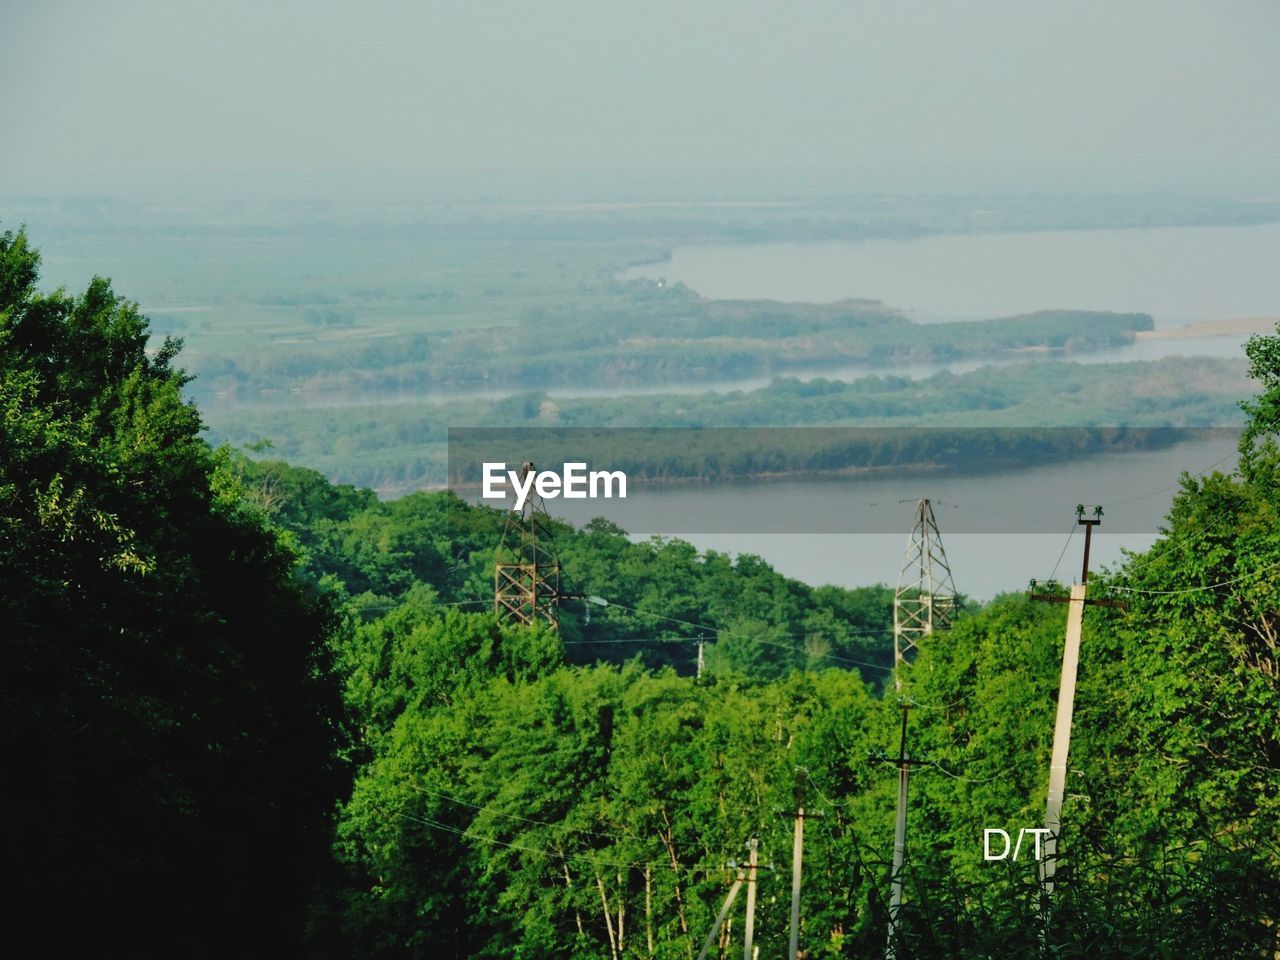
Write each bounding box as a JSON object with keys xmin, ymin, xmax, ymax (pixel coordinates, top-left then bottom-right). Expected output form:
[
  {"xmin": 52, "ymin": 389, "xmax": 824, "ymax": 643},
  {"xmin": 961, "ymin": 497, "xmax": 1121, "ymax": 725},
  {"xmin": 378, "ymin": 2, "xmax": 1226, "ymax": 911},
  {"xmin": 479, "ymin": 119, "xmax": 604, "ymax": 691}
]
[
  {"xmin": 354, "ymin": 597, "xmax": 491, "ymax": 612},
  {"xmin": 387, "ymin": 806, "xmax": 714, "ymax": 878},
  {"xmin": 355, "ymin": 591, "xmax": 901, "ymax": 672},
  {"xmin": 560, "ymin": 636, "xmax": 708, "ymax": 646},
  {"xmin": 1046, "ymin": 519, "xmax": 1078, "ymax": 584},
  {"xmin": 594, "ymin": 599, "xmax": 888, "ymax": 639},
  {"xmin": 928, "ymin": 758, "xmax": 1025, "ymax": 784},
  {"xmin": 928, "ymin": 442, "xmax": 1243, "ymax": 549},
  {"xmin": 898, "ymin": 689, "xmax": 976, "ymax": 712},
  {"xmin": 561, "ymin": 631, "xmax": 897, "ymax": 675},
  {"xmin": 800, "ymin": 768, "xmax": 843, "ymax": 811},
  {"xmin": 1100, "ymin": 447, "xmax": 1240, "ymax": 507},
  {"xmin": 1088, "ymin": 494, "xmax": 1256, "ymax": 583},
  {"xmin": 406, "ymin": 782, "xmax": 636, "ymax": 846},
  {"xmin": 932, "ymin": 499, "xmax": 1065, "ymax": 529},
  {"xmin": 1103, "ymin": 558, "xmax": 1280, "ymax": 596},
  {"xmin": 756, "ymin": 637, "xmax": 895, "ymax": 674},
  {"xmin": 587, "ymin": 600, "xmax": 724, "ymax": 634},
  {"xmin": 580, "ymin": 599, "xmax": 898, "ymax": 672}
]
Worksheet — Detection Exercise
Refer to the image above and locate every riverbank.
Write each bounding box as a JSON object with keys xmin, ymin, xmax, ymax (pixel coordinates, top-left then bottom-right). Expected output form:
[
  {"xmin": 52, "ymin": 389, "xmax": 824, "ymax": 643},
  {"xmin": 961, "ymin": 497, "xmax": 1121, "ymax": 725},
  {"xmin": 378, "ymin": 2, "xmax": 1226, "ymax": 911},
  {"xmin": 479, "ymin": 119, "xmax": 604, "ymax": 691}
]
[{"xmin": 1137, "ymin": 315, "xmax": 1279, "ymax": 340}]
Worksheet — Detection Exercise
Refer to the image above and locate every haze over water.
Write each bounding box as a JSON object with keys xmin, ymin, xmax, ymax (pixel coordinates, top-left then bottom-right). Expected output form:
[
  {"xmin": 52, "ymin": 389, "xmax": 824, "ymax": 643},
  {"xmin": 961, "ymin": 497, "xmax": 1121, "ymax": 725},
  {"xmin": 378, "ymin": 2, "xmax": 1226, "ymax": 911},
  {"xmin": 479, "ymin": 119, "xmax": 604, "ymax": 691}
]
[
  {"xmin": 624, "ymin": 221, "xmax": 1280, "ymax": 326},
  {"xmin": 619, "ymin": 220, "xmax": 1280, "ymax": 596}
]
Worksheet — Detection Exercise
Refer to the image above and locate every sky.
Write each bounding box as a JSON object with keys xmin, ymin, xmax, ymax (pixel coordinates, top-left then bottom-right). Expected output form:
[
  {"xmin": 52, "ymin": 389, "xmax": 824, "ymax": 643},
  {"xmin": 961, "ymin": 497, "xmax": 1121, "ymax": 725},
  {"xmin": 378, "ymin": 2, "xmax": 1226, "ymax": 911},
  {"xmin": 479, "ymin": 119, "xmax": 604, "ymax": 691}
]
[{"xmin": 2, "ymin": 0, "xmax": 1279, "ymax": 200}]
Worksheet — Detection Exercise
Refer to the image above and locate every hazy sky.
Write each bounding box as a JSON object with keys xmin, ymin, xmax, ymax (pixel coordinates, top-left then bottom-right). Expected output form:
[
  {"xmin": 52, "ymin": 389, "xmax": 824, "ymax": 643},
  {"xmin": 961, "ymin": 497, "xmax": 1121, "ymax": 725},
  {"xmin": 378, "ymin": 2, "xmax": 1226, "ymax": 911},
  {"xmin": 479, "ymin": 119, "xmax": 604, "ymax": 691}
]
[{"xmin": 2, "ymin": 0, "xmax": 1278, "ymax": 199}]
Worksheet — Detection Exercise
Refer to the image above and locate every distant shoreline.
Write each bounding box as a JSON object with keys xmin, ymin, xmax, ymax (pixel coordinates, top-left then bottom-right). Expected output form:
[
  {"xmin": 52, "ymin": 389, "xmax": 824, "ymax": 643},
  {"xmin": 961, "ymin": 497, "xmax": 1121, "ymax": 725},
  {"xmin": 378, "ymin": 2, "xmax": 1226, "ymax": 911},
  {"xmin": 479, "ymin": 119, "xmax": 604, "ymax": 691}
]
[{"xmin": 1137, "ymin": 316, "xmax": 1278, "ymax": 341}]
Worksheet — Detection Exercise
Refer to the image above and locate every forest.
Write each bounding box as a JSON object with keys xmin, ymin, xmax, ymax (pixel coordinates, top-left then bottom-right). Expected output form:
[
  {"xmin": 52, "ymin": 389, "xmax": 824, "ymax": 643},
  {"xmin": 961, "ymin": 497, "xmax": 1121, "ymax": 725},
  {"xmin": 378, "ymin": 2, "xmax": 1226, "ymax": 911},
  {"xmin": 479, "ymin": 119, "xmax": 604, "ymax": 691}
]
[
  {"xmin": 193, "ymin": 288, "xmax": 1155, "ymax": 403},
  {"xmin": 4, "ymin": 224, "xmax": 1279, "ymax": 958},
  {"xmin": 209, "ymin": 358, "xmax": 1249, "ymax": 494}
]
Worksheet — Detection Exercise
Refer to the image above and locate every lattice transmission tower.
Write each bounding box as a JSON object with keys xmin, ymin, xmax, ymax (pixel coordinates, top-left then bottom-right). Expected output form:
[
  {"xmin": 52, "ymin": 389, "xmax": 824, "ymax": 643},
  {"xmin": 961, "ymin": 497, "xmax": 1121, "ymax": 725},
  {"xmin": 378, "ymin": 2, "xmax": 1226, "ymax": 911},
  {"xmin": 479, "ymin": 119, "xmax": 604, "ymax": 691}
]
[
  {"xmin": 494, "ymin": 461, "xmax": 563, "ymax": 629},
  {"xmin": 885, "ymin": 498, "xmax": 957, "ymax": 960},
  {"xmin": 893, "ymin": 498, "xmax": 957, "ymax": 689}
]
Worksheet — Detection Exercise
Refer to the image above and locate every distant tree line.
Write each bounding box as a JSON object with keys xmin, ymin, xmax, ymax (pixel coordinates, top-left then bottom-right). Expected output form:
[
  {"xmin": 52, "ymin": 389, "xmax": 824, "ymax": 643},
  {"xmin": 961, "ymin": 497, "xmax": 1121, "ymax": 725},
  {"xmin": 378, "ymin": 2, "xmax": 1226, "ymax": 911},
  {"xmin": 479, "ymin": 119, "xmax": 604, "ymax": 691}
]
[
  {"xmin": 208, "ymin": 356, "xmax": 1247, "ymax": 494},
  {"xmin": 192, "ymin": 280, "xmax": 1153, "ymax": 405}
]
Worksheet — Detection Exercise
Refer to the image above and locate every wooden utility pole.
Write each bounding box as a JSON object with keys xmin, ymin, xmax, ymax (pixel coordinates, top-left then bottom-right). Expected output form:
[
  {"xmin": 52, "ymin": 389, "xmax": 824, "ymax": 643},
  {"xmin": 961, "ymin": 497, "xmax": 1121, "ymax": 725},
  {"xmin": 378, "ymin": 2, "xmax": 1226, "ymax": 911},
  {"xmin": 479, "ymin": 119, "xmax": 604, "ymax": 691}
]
[
  {"xmin": 743, "ymin": 837, "xmax": 760, "ymax": 960},
  {"xmin": 696, "ymin": 840, "xmax": 771, "ymax": 960},
  {"xmin": 1030, "ymin": 506, "xmax": 1124, "ymax": 913}
]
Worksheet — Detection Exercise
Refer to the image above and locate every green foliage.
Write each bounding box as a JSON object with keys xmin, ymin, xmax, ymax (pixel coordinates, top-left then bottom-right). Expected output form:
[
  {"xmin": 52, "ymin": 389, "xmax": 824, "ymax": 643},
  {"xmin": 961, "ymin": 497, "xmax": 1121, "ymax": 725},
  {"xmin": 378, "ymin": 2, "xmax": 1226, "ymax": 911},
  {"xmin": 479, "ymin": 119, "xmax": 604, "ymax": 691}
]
[
  {"xmin": 8, "ymin": 217, "xmax": 1280, "ymax": 957},
  {"xmin": 0, "ymin": 226, "xmax": 345, "ymax": 957},
  {"xmin": 329, "ymin": 618, "xmax": 884, "ymax": 960},
  {"xmin": 231, "ymin": 465, "xmax": 899, "ymax": 683},
  {"xmin": 308, "ymin": 353, "xmax": 1280, "ymax": 956}
]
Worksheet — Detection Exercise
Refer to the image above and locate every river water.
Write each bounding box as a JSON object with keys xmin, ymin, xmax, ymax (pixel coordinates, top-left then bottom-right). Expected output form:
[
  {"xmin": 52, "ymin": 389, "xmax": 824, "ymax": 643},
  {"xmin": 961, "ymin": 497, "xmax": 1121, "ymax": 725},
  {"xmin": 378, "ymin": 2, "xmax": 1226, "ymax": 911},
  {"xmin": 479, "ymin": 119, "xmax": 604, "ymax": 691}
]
[
  {"xmin": 620, "ymin": 221, "xmax": 1280, "ymax": 327},
  {"xmin": 493, "ymin": 433, "xmax": 1240, "ymax": 601},
  {"xmin": 589, "ymin": 224, "xmax": 1276, "ymax": 597}
]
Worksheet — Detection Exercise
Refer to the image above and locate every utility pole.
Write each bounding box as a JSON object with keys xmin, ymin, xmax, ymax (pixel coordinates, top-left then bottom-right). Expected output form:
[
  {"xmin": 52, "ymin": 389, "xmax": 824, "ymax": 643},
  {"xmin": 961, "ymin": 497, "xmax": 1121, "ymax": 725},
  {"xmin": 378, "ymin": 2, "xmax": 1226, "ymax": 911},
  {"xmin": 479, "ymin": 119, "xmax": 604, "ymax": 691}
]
[
  {"xmin": 778, "ymin": 780, "xmax": 824, "ymax": 960},
  {"xmin": 789, "ymin": 809, "xmax": 806, "ymax": 960},
  {"xmin": 1040, "ymin": 581, "xmax": 1084, "ymax": 904},
  {"xmin": 1029, "ymin": 506, "xmax": 1124, "ymax": 916},
  {"xmin": 743, "ymin": 837, "xmax": 760, "ymax": 960},
  {"xmin": 695, "ymin": 841, "xmax": 771, "ymax": 960},
  {"xmin": 696, "ymin": 638, "xmax": 705, "ymax": 679},
  {"xmin": 696, "ymin": 868, "xmax": 746, "ymax": 960},
  {"xmin": 881, "ymin": 705, "xmax": 929, "ymax": 960}
]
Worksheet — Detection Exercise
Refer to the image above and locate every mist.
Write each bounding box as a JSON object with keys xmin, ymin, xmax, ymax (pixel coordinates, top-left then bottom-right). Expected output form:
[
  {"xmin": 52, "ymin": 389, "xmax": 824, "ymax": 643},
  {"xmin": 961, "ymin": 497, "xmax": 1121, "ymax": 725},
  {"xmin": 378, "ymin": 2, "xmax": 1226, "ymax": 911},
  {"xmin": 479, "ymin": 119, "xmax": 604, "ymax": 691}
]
[{"xmin": 3, "ymin": 0, "xmax": 1279, "ymax": 201}]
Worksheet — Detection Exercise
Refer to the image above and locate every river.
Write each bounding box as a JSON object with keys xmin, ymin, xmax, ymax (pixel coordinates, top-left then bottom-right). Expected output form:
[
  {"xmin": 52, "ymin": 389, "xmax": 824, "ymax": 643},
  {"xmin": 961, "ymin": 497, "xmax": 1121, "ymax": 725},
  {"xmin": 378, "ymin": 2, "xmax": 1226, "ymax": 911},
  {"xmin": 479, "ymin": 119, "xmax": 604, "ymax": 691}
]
[
  {"xmin": 620, "ymin": 221, "xmax": 1280, "ymax": 327},
  {"xmin": 503, "ymin": 433, "xmax": 1240, "ymax": 601},
  {"xmin": 497, "ymin": 222, "xmax": 1276, "ymax": 597}
]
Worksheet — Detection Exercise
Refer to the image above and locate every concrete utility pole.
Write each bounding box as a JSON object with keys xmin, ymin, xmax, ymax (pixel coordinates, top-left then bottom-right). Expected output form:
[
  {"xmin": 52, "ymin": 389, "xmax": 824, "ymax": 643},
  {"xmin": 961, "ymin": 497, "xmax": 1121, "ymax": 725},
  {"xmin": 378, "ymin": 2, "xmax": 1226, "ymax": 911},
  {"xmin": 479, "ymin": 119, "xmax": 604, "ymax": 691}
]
[
  {"xmin": 695, "ymin": 868, "xmax": 746, "ymax": 960},
  {"xmin": 779, "ymin": 782, "xmax": 824, "ymax": 960},
  {"xmin": 789, "ymin": 808, "xmax": 806, "ymax": 960},
  {"xmin": 696, "ymin": 840, "xmax": 771, "ymax": 960},
  {"xmin": 1040, "ymin": 581, "xmax": 1085, "ymax": 901},
  {"xmin": 1029, "ymin": 506, "xmax": 1124, "ymax": 914},
  {"xmin": 743, "ymin": 837, "xmax": 760, "ymax": 960},
  {"xmin": 883, "ymin": 705, "xmax": 920, "ymax": 960}
]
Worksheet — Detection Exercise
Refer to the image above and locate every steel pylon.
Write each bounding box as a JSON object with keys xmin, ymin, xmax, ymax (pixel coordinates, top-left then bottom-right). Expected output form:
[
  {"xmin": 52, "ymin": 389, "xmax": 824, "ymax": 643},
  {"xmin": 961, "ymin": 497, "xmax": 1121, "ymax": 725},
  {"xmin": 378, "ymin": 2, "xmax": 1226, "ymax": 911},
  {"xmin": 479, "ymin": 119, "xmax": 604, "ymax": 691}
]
[
  {"xmin": 494, "ymin": 461, "xmax": 563, "ymax": 629},
  {"xmin": 893, "ymin": 498, "xmax": 956, "ymax": 687}
]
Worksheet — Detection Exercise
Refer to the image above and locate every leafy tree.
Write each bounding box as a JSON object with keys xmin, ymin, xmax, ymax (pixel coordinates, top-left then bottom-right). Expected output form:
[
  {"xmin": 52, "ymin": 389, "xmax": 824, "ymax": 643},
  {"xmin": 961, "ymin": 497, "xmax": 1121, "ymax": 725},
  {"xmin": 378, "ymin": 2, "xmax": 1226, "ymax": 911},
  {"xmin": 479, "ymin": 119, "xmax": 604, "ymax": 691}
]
[{"xmin": 0, "ymin": 226, "xmax": 344, "ymax": 957}]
